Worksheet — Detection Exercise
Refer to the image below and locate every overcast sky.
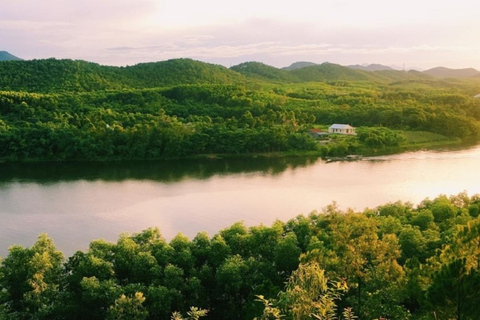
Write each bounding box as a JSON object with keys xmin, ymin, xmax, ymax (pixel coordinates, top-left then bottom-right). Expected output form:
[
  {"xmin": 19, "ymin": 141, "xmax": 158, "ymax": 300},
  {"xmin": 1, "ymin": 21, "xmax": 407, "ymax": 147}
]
[{"xmin": 2, "ymin": 0, "xmax": 479, "ymax": 70}]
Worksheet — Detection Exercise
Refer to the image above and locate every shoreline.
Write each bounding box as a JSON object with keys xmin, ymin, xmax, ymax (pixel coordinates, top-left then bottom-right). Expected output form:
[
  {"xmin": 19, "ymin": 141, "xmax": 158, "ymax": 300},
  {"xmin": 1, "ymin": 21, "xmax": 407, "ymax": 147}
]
[{"xmin": 0, "ymin": 137, "xmax": 472, "ymax": 164}]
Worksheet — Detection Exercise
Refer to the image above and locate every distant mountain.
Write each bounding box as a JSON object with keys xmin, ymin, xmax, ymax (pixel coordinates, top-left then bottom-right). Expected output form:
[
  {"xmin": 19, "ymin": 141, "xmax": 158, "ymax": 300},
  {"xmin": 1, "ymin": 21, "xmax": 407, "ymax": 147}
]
[
  {"xmin": 371, "ymin": 69, "xmax": 432, "ymax": 82},
  {"xmin": 0, "ymin": 58, "xmax": 246, "ymax": 92},
  {"xmin": 422, "ymin": 67, "xmax": 480, "ymax": 79},
  {"xmin": 0, "ymin": 51, "xmax": 22, "ymax": 61},
  {"xmin": 230, "ymin": 62, "xmax": 298, "ymax": 82},
  {"xmin": 348, "ymin": 64, "xmax": 395, "ymax": 72},
  {"xmin": 290, "ymin": 62, "xmax": 375, "ymax": 81},
  {"xmin": 282, "ymin": 61, "xmax": 318, "ymax": 71},
  {"xmin": 2, "ymin": 56, "xmax": 477, "ymax": 93}
]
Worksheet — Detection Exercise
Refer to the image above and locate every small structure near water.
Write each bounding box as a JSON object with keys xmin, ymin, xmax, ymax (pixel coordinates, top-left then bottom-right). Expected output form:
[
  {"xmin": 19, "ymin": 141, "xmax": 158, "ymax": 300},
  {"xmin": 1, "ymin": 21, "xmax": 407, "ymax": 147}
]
[
  {"xmin": 308, "ymin": 128, "xmax": 330, "ymax": 139},
  {"xmin": 328, "ymin": 124, "xmax": 356, "ymax": 135}
]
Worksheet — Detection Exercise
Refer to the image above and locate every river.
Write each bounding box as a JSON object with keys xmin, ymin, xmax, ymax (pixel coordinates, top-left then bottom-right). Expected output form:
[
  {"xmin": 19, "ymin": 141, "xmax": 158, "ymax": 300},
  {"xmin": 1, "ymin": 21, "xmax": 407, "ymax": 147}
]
[{"xmin": 2, "ymin": 145, "xmax": 480, "ymax": 257}]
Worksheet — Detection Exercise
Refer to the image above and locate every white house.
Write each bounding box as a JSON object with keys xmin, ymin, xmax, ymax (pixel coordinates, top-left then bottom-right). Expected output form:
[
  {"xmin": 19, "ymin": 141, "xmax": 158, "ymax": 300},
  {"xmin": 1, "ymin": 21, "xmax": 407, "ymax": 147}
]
[{"xmin": 328, "ymin": 124, "xmax": 356, "ymax": 135}]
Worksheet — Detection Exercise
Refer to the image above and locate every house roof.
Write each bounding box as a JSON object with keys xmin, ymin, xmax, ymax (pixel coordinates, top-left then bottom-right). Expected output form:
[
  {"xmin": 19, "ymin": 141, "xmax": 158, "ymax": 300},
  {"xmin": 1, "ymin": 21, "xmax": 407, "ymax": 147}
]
[{"xmin": 329, "ymin": 124, "xmax": 354, "ymax": 129}]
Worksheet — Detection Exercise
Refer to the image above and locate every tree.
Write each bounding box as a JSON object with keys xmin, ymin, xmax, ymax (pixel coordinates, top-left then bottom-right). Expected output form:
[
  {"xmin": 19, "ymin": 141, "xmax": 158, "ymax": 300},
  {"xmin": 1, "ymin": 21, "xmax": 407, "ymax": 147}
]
[
  {"xmin": 253, "ymin": 295, "xmax": 283, "ymax": 320},
  {"xmin": 428, "ymin": 195, "xmax": 456, "ymax": 224},
  {"xmin": 399, "ymin": 225, "xmax": 426, "ymax": 263},
  {"xmin": 274, "ymin": 232, "xmax": 302, "ymax": 275},
  {"xmin": 106, "ymin": 292, "xmax": 148, "ymax": 320},
  {"xmin": 426, "ymin": 258, "xmax": 480, "ymax": 320},
  {"xmin": 113, "ymin": 234, "xmax": 158, "ymax": 284},
  {"xmin": 215, "ymin": 254, "xmax": 250, "ymax": 318},
  {"xmin": 356, "ymin": 127, "xmax": 404, "ymax": 148},
  {"xmin": 171, "ymin": 306, "xmax": 208, "ymax": 320},
  {"xmin": 455, "ymin": 218, "xmax": 480, "ymax": 269},
  {"xmin": 0, "ymin": 234, "xmax": 64, "ymax": 319},
  {"xmin": 278, "ymin": 261, "xmax": 349, "ymax": 320}
]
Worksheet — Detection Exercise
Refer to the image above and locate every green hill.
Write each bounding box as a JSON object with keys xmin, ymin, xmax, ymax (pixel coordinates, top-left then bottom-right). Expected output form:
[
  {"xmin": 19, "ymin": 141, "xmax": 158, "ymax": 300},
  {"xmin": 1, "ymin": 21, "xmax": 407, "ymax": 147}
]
[
  {"xmin": 0, "ymin": 59, "xmax": 129, "ymax": 92},
  {"xmin": 370, "ymin": 69, "xmax": 433, "ymax": 82},
  {"xmin": 348, "ymin": 64, "xmax": 394, "ymax": 71},
  {"xmin": 231, "ymin": 61, "xmax": 383, "ymax": 83},
  {"xmin": 233, "ymin": 61, "xmax": 433, "ymax": 83},
  {"xmin": 282, "ymin": 61, "xmax": 317, "ymax": 70},
  {"xmin": 0, "ymin": 51, "xmax": 22, "ymax": 61},
  {"xmin": 230, "ymin": 61, "xmax": 298, "ymax": 82},
  {"xmin": 0, "ymin": 59, "xmax": 123, "ymax": 92},
  {"xmin": 0, "ymin": 56, "xmax": 475, "ymax": 94},
  {"xmin": 125, "ymin": 58, "xmax": 246, "ymax": 87},
  {"xmin": 290, "ymin": 62, "xmax": 375, "ymax": 81},
  {"xmin": 0, "ymin": 58, "xmax": 245, "ymax": 92},
  {"xmin": 288, "ymin": 63, "xmax": 432, "ymax": 83},
  {"xmin": 423, "ymin": 67, "xmax": 480, "ymax": 79}
]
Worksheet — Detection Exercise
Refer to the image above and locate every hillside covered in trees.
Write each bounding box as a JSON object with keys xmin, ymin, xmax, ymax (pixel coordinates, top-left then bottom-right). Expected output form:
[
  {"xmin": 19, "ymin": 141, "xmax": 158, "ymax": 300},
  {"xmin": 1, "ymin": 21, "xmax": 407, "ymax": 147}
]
[
  {"xmin": 1, "ymin": 58, "xmax": 480, "ymax": 161},
  {"xmin": 2, "ymin": 58, "xmax": 480, "ymax": 319},
  {"xmin": 2, "ymin": 193, "xmax": 480, "ymax": 319}
]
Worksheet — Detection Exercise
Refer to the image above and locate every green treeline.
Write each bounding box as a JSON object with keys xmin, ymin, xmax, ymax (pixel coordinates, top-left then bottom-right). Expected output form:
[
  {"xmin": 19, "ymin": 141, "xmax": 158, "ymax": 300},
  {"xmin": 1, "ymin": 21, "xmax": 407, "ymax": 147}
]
[
  {"xmin": 0, "ymin": 87, "xmax": 317, "ymax": 160},
  {"xmin": 2, "ymin": 193, "xmax": 480, "ymax": 319},
  {"xmin": 1, "ymin": 58, "xmax": 480, "ymax": 161}
]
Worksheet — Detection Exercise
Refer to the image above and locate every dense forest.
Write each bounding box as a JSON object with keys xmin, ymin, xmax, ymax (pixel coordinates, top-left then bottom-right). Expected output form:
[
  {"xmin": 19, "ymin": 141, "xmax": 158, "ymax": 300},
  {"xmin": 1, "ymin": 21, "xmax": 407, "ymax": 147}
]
[
  {"xmin": 1, "ymin": 58, "xmax": 480, "ymax": 161},
  {"xmin": 1, "ymin": 193, "xmax": 480, "ymax": 319},
  {"xmin": 2, "ymin": 58, "xmax": 480, "ymax": 319}
]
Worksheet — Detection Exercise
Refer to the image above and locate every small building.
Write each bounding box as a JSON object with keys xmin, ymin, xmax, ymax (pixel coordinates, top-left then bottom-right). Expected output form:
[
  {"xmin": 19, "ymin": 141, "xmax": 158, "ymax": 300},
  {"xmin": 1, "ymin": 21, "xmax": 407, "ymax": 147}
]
[
  {"xmin": 474, "ymin": 94, "xmax": 480, "ymax": 98},
  {"xmin": 308, "ymin": 128, "xmax": 329, "ymax": 139},
  {"xmin": 328, "ymin": 124, "xmax": 356, "ymax": 135}
]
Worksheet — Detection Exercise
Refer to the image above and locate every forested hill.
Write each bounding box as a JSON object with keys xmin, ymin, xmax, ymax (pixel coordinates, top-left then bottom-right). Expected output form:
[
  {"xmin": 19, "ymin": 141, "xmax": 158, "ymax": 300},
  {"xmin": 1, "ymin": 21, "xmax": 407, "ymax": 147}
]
[
  {"xmin": 1, "ymin": 56, "xmax": 480, "ymax": 162},
  {"xmin": 423, "ymin": 66, "xmax": 480, "ymax": 79},
  {"xmin": 1, "ymin": 58, "xmax": 478, "ymax": 93},
  {"xmin": 230, "ymin": 62, "xmax": 300, "ymax": 83},
  {"xmin": 231, "ymin": 61, "xmax": 433, "ymax": 83},
  {"xmin": 348, "ymin": 63, "xmax": 394, "ymax": 71},
  {"xmin": 0, "ymin": 58, "xmax": 246, "ymax": 93},
  {"xmin": 282, "ymin": 61, "xmax": 317, "ymax": 70}
]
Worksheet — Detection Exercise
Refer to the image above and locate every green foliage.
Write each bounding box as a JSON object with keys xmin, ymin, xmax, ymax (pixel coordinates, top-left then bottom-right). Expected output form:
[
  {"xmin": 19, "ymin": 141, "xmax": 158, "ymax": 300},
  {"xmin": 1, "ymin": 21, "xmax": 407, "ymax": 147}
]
[
  {"xmin": 106, "ymin": 292, "xmax": 148, "ymax": 320},
  {"xmin": 278, "ymin": 261, "xmax": 348, "ymax": 320},
  {"xmin": 429, "ymin": 195, "xmax": 456, "ymax": 224},
  {"xmin": 426, "ymin": 259, "xmax": 480, "ymax": 320},
  {"xmin": 356, "ymin": 126, "xmax": 405, "ymax": 148},
  {"xmin": 253, "ymin": 295, "xmax": 283, "ymax": 320},
  {"xmin": 0, "ymin": 58, "xmax": 245, "ymax": 93},
  {"xmin": 1, "ymin": 179, "xmax": 480, "ymax": 319},
  {"xmin": 231, "ymin": 62, "xmax": 298, "ymax": 83},
  {"xmin": 0, "ymin": 234, "xmax": 64, "ymax": 319},
  {"xmin": 255, "ymin": 262, "xmax": 357, "ymax": 320},
  {"xmin": 290, "ymin": 63, "xmax": 373, "ymax": 82},
  {"xmin": 170, "ymin": 307, "xmax": 208, "ymax": 320},
  {"xmin": 1, "ymin": 58, "xmax": 480, "ymax": 161}
]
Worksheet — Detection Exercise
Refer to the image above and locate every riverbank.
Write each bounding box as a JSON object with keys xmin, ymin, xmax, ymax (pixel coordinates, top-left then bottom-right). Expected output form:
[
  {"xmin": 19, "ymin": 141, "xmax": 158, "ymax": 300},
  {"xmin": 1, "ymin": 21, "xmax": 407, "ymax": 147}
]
[
  {"xmin": 356, "ymin": 136, "xmax": 465, "ymax": 157},
  {"xmin": 0, "ymin": 130, "xmax": 472, "ymax": 163}
]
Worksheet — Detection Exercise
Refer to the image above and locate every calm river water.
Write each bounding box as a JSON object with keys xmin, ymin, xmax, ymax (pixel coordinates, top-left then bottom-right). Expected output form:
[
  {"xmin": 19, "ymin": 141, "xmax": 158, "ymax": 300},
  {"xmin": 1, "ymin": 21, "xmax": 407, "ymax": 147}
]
[{"xmin": 2, "ymin": 145, "xmax": 480, "ymax": 257}]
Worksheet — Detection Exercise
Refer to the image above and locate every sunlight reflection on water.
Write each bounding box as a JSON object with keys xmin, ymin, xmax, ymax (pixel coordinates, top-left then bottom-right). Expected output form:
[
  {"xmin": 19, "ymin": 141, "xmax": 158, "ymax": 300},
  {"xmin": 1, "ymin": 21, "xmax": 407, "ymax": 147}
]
[{"xmin": 1, "ymin": 145, "xmax": 480, "ymax": 256}]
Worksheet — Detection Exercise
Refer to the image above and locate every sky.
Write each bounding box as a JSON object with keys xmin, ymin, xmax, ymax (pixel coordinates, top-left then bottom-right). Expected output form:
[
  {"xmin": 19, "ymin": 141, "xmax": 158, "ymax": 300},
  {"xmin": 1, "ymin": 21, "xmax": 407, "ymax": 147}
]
[{"xmin": 1, "ymin": 0, "xmax": 480, "ymax": 70}]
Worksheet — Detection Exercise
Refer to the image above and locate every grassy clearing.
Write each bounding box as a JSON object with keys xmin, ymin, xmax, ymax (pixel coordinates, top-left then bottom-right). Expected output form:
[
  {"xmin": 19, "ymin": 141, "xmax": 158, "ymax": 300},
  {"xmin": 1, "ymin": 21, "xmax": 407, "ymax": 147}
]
[
  {"xmin": 355, "ymin": 130, "xmax": 463, "ymax": 156},
  {"xmin": 398, "ymin": 130, "xmax": 462, "ymax": 150},
  {"xmin": 400, "ymin": 130, "xmax": 455, "ymax": 144}
]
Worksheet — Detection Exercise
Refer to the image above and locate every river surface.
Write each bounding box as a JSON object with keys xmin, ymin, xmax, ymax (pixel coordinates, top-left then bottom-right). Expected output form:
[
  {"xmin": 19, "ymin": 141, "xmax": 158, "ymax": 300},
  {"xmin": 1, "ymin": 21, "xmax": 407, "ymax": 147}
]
[{"xmin": 2, "ymin": 145, "xmax": 480, "ymax": 257}]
